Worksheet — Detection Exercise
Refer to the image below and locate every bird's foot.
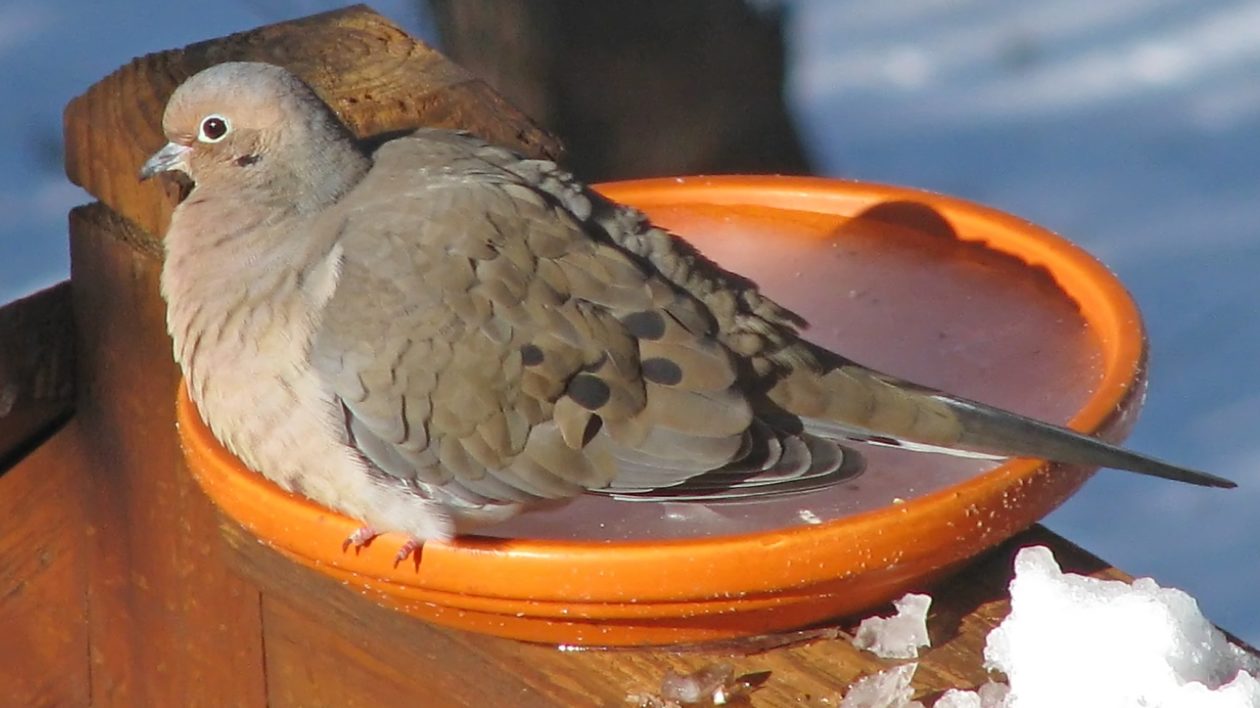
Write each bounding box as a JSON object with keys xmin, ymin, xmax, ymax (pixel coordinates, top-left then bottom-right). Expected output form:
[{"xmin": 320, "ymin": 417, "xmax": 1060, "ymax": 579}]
[
  {"xmin": 393, "ymin": 538, "xmax": 421, "ymax": 568},
  {"xmin": 342, "ymin": 526, "xmax": 378, "ymax": 554}
]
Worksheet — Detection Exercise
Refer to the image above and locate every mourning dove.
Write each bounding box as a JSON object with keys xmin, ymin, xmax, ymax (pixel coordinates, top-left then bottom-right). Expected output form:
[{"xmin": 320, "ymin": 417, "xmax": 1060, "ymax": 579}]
[{"xmin": 142, "ymin": 62, "xmax": 1234, "ymax": 558}]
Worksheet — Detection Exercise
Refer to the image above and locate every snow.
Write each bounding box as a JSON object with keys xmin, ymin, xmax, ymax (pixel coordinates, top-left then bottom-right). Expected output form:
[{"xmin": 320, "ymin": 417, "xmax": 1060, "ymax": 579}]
[
  {"xmin": 841, "ymin": 662, "xmax": 922, "ymax": 708},
  {"xmin": 935, "ymin": 683, "xmax": 1010, "ymax": 708},
  {"xmin": 844, "ymin": 546, "xmax": 1258, "ymax": 707},
  {"xmin": 853, "ymin": 593, "xmax": 933, "ymax": 660},
  {"xmin": 974, "ymin": 546, "xmax": 1258, "ymax": 707},
  {"xmin": 986, "ymin": 546, "xmax": 1260, "ymax": 706}
]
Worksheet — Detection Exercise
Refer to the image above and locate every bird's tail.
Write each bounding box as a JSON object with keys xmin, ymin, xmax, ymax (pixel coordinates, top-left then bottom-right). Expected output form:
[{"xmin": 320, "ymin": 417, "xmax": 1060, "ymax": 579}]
[
  {"xmin": 774, "ymin": 358, "xmax": 1236, "ymax": 489},
  {"xmin": 932, "ymin": 390, "xmax": 1234, "ymax": 488}
]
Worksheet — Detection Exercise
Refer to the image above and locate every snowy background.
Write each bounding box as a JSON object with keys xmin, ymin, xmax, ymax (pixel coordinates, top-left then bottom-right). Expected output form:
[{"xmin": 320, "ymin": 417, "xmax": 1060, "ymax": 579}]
[{"xmin": 2, "ymin": 1, "xmax": 1256, "ymax": 643}]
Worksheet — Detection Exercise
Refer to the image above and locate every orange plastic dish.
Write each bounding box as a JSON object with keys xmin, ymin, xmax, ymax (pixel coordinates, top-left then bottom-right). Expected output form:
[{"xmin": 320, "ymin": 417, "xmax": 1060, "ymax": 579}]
[{"xmin": 177, "ymin": 175, "xmax": 1147, "ymax": 646}]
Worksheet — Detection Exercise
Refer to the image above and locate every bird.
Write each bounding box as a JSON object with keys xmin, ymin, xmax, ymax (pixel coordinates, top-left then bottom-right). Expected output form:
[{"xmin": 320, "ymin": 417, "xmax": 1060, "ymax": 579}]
[{"xmin": 141, "ymin": 62, "xmax": 1234, "ymax": 561}]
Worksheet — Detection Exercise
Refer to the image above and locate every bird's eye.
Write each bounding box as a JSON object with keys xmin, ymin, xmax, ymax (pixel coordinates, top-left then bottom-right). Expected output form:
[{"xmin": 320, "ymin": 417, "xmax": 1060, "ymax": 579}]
[{"xmin": 198, "ymin": 115, "xmax": 230, "ymax": 143}]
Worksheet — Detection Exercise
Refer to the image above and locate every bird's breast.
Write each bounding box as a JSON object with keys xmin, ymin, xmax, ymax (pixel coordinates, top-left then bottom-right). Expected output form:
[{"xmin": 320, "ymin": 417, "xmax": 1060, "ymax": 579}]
[{"xmin": 161, "ymin": 229, "xmax": 361, "ymax": 508}]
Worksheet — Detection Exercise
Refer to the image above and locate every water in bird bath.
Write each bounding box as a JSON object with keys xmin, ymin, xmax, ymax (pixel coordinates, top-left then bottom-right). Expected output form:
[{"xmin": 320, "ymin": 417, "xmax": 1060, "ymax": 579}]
[{"xmin": 479, "ymin": 197, "xmax": 1103, "ymax": 541}]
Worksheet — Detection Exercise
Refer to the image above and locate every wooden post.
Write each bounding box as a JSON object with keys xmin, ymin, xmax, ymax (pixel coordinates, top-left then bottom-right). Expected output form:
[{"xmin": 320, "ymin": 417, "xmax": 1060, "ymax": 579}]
[
  {"xmin": 0, "ymin": 5, "xmax": 1241, "ymax": 705},
  {"xmin": 429, "ymin": 0, "xmax": 811, "ymax": 181}
]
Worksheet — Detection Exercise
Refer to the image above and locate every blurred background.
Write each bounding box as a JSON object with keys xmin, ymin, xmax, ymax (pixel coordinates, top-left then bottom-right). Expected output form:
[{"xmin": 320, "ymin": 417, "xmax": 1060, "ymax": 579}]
[{"xmin": 2, "ymin": 0, "xmax": 1256, "ymax": 642}]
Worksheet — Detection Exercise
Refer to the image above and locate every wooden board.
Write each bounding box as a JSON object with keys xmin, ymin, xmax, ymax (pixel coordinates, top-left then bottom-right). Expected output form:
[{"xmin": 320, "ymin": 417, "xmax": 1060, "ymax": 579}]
[
  {"xmin": 221, "ymin": 517, "xmax": 1124, "ymax": 706},
  {"xmin": 0, "ymin": 421, "xmax": 89, "ymax": 708},
  {"xmin": 0, "ymin": 282, "xmax": 74, "ymax": 472},
  {"xmin": 68, "ymin": 203, "xmax": 268, "ymax": 707}
]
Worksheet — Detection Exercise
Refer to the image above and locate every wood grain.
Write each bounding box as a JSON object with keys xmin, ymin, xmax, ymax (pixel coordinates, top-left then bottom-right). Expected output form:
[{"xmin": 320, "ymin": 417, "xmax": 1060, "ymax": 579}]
[
  {"xmin": 63, "ymin": 4, "xmax": 562, "ymax": 240},
  {"xmin": 0, "ymin": 282, "xmax": 74, "ymax": 472},
  {"xmin": 69, "ymin": 203, "xmax": 267, "ymax": 708},
  {"xmin": 222, "ymin": 516, "xmax": 1122, "ymax": 706},
  {"xmin": 0, "ymin": 421, "xmax": 90, "ymax": 708}
]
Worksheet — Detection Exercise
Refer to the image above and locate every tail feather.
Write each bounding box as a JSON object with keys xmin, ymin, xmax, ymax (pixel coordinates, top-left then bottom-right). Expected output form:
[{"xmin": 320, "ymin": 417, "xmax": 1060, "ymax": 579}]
[
  {"xmin": 791, "ymin": 358, "xmax": 1236, "ymax": 490},
  {"xmin": 942, "ymin": 395, "xmax": 1236, "ymax": 488}
]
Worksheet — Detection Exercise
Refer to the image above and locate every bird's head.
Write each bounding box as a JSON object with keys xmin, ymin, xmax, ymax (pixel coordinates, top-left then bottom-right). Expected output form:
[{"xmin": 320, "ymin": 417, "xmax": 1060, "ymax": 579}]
[{"xmin": 140, "ymin": 62, "xmax": 367, "ymax": 210}]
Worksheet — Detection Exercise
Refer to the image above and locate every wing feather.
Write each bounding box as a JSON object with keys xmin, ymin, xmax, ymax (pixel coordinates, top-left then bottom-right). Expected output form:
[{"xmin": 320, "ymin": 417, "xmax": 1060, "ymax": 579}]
[{"xmin": 312, "ymin": 131, "xmax": 858, "ymax": 511}]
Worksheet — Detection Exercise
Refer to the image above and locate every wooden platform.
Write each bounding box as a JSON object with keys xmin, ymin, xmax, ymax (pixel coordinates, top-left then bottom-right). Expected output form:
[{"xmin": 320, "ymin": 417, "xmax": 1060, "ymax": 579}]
[{"xmin": 0, "ymin": 6, "xmax": 1244, "ymax": 706}]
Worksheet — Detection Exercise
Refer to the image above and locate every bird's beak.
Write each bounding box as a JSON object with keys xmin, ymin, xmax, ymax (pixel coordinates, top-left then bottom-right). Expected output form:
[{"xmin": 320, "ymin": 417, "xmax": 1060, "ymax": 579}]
[{"xmin": 139, "ymin": 142, "xmax": 192, "ymax": 180}]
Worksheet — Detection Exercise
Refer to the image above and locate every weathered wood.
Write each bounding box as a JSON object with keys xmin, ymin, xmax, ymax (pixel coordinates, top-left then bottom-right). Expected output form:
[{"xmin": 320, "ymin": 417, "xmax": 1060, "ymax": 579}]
[
  {"xmin": 69, "ymin": 203, "xmax": 267, "ymax": 708},
  {"xmin": 261, "ymin": 598, "xmax": 550, "ymax": 708},
  {"xmin": 430, "ymin": 0, "xmax": 810, "ymax": 181},
  {"xmin": 220, "ymin": 514, "xmax": 1117, "ymax": 705},
  {"xmin": 0, "ymin": 282, "xmax": 74, "ymax": 471},
  {"xmin": 0, "ymin": 421, "xmax": 90, "ymax": 708},
  {"xmin": 63, "ymin": 4, "xmax": 562, "ymax": 241}
]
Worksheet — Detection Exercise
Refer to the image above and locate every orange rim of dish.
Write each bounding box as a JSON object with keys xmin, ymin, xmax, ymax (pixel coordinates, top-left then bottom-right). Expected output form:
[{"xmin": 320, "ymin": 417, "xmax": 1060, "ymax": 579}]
[{"xmin": 178, "ymin": 175, "xmax": 1142, "ymax": 611}]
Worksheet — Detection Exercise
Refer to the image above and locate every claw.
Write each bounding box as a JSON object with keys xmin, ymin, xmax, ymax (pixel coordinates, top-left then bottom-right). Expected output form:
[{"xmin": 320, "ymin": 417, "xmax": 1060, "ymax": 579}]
[
  {"xmin": 342, "ymin": 526, "xmax": 378, "ymax": 553},
  {"xmin": 393, "ymin": 538, "xmax": 421, "ymax": 567}
]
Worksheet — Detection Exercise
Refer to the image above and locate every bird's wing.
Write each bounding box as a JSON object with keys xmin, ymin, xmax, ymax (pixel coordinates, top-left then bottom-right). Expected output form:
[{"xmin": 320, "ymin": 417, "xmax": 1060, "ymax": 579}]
[
  {"xmin": 311, "ymin": 132, "xmax": 859, "ymax": 509},
  {"xmin": 497, "ymin": 132, "xmax": 1235, "ymax": 491}
]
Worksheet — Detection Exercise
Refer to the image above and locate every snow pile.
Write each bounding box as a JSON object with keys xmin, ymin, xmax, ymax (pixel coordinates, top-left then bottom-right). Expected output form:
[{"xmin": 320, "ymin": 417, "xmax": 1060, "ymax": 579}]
[
  {"xmin": 843, "ymin": 546, "xmax": 1260, "ymax": 707},
  {"xmin": 982, "ymin": 546, "xmax": 1260, "ymax": 707}
]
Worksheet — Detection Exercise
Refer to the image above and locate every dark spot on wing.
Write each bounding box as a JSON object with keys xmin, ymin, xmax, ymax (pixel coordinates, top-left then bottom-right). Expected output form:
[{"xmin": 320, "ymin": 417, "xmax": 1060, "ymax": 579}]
[
  {"xmin": 568, "ymin": 374, "xmax": 611, "ymax": 410},
  {"xmin": 520, "ymin": 344, "xmax": 545, "ymax": 366},
  {"xmin": 641, "ymin": 357, "xmax": 683, "ymax": 386},
  {"xmin": 622, "ymin": 310, "xmax": 666, "ymax": 340}
]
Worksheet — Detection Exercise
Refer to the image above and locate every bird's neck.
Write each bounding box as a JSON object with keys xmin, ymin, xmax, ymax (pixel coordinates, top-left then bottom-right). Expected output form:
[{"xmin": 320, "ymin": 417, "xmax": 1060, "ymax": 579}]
[{"xmin": 283, "ymin": 131, "xmax": 371, "ymax": 214}]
